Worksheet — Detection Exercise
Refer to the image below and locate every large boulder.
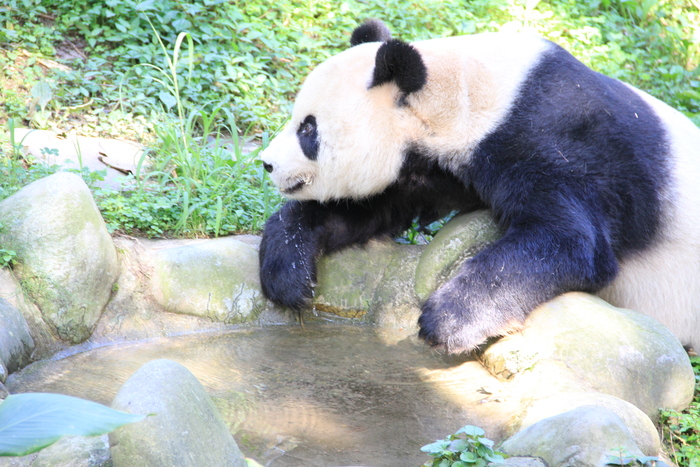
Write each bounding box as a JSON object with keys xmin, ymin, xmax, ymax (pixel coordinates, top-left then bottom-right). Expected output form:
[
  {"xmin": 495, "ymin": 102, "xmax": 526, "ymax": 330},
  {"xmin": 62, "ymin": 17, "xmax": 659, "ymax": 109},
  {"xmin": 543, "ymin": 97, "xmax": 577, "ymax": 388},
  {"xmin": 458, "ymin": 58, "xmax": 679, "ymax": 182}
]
[
  {"xmin": 109, "ymin": 359, "xmax": 246, "ymax": 467},
  {"xmin": 0, "ymin": 172, "xmax": 119, "ymax": 344},
  {"xmin": 480, "ymin": 292, "xmax": 695, "ymax": 419},
  {"xmin": 501, "ymin": 405, "xmax": 650, "ymax": 467},
  {"xmin": 314, "ymin": 239, "xmax": 399, "ymax": 319},
  {"xmin": 515, "ymin": 392, "xmax": 661, "ymax": 456}
]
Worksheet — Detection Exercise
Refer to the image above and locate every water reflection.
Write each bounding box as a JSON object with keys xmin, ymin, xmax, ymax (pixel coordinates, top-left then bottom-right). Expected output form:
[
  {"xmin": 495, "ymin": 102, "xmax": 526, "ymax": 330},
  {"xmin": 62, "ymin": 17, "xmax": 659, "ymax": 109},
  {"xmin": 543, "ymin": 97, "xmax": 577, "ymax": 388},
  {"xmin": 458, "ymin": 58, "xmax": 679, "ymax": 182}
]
[{"xmin": 8, "ymin": 324, "xmax": 506, "ymax": 466}]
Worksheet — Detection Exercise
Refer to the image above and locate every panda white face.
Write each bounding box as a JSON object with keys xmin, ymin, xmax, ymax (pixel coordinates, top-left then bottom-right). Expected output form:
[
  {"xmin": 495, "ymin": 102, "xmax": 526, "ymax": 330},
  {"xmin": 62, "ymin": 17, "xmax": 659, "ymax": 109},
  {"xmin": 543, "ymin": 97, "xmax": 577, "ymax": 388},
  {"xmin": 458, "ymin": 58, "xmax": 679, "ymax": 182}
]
[
  {"xmin": 261, "ymin": 43, "xmax": 420, "ymax": 202},
  {"xmin": 261, "ymin": 31, "xmax": 551, "ymax": 202}
]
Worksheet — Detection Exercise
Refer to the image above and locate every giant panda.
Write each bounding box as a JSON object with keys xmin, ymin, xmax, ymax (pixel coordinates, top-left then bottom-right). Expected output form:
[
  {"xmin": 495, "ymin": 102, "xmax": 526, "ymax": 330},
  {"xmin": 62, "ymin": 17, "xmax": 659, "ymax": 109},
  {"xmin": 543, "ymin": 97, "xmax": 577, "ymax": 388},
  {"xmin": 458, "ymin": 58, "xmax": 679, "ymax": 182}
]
[{"xmin": 259, "ymin": 19, "xmax": 700, "ymax": 354}]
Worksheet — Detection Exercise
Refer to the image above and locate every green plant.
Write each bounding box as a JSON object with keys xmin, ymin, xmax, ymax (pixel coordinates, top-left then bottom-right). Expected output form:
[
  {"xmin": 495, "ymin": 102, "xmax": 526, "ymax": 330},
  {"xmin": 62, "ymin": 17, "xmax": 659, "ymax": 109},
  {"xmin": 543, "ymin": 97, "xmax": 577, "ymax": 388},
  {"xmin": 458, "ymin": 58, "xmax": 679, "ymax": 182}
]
[
  {"xmin": 0, "ymin": 392, "xmax": 146, "ymax": 457},
  {"xmin": 605, "ymin": 447, "xmax": 660, "ymax": 466},
  {"xmin": 90, "ymin": 22, "xmax": 282, "ymax": 237},
  {"xmin": 660, "ymin": 356, "xmax": 700, "ymax": 467},
  {"xmin": 0, "ymin": 249, "xmax": 17, "ymax": 268},
  {"xmin": 1, "ymin": 0, "xmax": 698, "ymax": 237},
  {"xmin": 421, "ymin": 425, "xmax": 506, "ymax": 467}
]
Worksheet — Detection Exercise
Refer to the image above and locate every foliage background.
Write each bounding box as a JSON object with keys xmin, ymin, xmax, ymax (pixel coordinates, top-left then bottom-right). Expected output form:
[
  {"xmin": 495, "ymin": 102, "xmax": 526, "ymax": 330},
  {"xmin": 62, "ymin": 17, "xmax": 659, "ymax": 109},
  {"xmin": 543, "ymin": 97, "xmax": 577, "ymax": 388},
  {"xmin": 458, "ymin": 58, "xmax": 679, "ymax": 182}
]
[{"xmin": 0, "ymin": 0, "xmax": 698, "ymax": 238}]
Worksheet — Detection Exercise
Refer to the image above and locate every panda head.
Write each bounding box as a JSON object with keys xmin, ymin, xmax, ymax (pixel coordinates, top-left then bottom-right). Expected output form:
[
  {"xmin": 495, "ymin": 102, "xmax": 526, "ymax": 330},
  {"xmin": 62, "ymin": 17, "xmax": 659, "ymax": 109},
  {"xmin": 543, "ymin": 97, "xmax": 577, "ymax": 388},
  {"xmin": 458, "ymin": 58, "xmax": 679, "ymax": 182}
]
[{"xmin": 261, "ymin": 20, "xmax": 430, "ymax": 202}]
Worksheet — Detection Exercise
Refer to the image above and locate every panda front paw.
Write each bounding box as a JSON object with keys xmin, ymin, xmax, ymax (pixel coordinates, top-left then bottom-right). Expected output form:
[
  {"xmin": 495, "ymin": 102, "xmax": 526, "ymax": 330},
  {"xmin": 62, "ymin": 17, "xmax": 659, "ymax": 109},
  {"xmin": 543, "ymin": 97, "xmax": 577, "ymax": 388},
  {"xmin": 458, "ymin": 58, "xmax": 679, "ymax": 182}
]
[
  {"xmin": 259, "ymin": 253, "xmax": 315, "ymax": 311},
  {"xmin": 259, "ymin": 206, "xmax": 318, "ymax": 312},
  {"xmin": 417, "ymin": 277, "xmax": 525, "ymax": 354}
]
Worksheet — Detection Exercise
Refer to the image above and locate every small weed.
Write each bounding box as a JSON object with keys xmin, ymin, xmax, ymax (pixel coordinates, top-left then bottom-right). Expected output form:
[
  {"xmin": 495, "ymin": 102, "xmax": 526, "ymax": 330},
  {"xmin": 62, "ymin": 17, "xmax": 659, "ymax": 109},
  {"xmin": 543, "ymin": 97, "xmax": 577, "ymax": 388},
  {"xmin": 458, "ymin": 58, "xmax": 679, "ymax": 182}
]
[
  {"xmin": 660, "ymin": 356, "xmax": 700, "ymax": 467},
  {"xmin": 0, "ymin": 249, "xmax": 16, "ymax": 268},
  {"xmin": 605, "ymin": 447, "xmax": 660, "ymax": 466},
  {"xmin": 421, "ymin": 425, "xmax": 506, "ymax": 467},
  {"xmin": 397, "ymin": 213, "xmax": 457, "ymax": 245}
]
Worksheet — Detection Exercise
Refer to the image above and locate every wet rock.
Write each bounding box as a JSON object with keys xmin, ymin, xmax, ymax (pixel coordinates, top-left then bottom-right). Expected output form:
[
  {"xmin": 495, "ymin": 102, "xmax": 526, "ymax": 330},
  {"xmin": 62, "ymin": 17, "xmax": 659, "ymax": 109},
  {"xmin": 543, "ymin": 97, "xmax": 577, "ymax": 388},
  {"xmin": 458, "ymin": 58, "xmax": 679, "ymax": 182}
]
[
  {"xmin": 0, "ymin": 173, "xmax": 119, "ymax": 344},
  {"xmin": 414, "ymin": 210, "xmax": 500, "ymax": 301},
  {"xmin": 0, "ymin": 435, "xmax": 110, "ymax": 467},
  {"xmin": 481, "ymin": 292, "xmax": 694, "ymax": 419},
  {"xmin": 370, "ymin": 244, "xmax": 423, "ymax": 337},
  {"xmin": 501, "ymin": 405, "xmax": 647, "ymax": 467},
  {"xmin": 0, "ymin": 297, "xmax": 34, "ymax": 375},
  {"xmin": 109, "ymin": 359, "xmax": 246, "ymax": 467},
  {"xmin": 149, "ymin": 237, "xmax": 264, "ymax": 323},
  {"xmin": 314, "ymin": 239, "xmax": 399, "ymax": 319}
]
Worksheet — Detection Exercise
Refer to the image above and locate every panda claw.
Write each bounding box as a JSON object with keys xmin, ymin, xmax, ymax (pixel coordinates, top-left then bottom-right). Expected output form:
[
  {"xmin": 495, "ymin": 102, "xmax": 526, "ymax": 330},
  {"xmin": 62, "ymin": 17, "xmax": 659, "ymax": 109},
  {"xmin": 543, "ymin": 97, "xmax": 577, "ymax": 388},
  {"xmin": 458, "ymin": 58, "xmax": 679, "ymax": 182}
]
[{"xmin": 418, "ymin": 280, "xmax": 521, "ymax": 354}]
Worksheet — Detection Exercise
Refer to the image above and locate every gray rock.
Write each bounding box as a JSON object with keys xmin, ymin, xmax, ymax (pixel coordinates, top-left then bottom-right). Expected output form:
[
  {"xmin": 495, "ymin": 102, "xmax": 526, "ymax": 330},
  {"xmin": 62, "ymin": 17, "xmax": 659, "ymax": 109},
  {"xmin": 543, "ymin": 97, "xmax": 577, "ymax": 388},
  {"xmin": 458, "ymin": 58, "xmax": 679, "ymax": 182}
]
[
  {"xmin": 149, "ymin": 237, "xmax": 264, "ymax": 323},
  {"xmin": 0, "ymin": 297, "xmax": 34, "ymax": 375},
  {"xmin": 0, "ymin": 172, "xmax": 119, "ymax": 343},
  {"xmin": 414, "ymin": 210, "xmax": 500, "ymax": 301},
  {"xmin": 490, "ymin": 457, "xmax": 548, "ymax": 467},
  {"xmin": 0, "ymin": 435, "xmax": 110, "ymax": 467},
  {"xmin": 516, "ymin": 393, "xmax": 660, "ymax": 456},
  {"xmin": 501, "ymin": 405, "xmax": 648, "ymax": 467},
  {"xmin": 109, "ymin": 359, "xmax": 246, "ymax": 467},
  {"xmin": 314, "ymin": 239, "xmax": 399, "ymax": 319},
  {"xmin": 370, "ymin": 244, "xmax": 423, "ymax": 335},
  {"xmin": 480, "ymin": 292, "xmax": 695, "ymax": 418},
  {"xmin": 0, "ymin": 268, "xmax": 60, "ymax": 361},
  {"xmin": 31, "ymin": 435, "xmax": 111, "ymax": 467}
]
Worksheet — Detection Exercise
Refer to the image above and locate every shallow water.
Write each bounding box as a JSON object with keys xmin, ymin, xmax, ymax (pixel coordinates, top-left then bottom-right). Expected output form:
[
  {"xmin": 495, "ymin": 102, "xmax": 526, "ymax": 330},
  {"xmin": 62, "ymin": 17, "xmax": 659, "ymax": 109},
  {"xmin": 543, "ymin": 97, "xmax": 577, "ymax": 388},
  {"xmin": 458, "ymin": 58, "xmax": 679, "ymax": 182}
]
[{"xmin": 7, "ymin": 324, "xmax": 506, "ymax": 467}]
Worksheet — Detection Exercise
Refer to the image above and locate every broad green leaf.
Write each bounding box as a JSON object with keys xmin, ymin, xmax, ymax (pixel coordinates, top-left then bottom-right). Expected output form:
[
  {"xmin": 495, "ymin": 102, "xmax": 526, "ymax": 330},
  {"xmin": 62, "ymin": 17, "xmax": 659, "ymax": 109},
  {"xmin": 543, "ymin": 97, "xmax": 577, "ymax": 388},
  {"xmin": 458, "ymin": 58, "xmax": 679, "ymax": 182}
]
[
  {"xmin": 448, "ymin": 439, "xmax": 469, "ymax": 453},
  {"xmin": 0, "ymin": 393, "xmax": 146, "ymax": 457},
  {"xmin": 456, "ymin": 425, "xmax": 485, "ymax": 437},
  {"xmin": 485, "ymin": 452, "xmax": 505, "ymax": 463},
  {"xmin": 158, "ymin": 91, "xmax": 177, "ymax": 110},
  {"xmin": 421, "ymin": 440, "xmax": 451, "ymax": 454},
  {"xmin": 31, "ymin": 81, "xmax": 52, "ymax": 112}
]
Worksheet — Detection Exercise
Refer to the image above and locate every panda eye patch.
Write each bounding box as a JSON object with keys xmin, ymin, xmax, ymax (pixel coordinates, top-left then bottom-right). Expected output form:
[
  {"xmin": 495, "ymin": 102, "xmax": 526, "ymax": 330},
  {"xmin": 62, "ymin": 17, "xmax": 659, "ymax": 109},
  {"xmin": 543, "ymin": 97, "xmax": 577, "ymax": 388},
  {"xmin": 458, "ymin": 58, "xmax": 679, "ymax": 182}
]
[{"xmin": 297, "ymin": 115, "xmax": 319, "ymax": 161}]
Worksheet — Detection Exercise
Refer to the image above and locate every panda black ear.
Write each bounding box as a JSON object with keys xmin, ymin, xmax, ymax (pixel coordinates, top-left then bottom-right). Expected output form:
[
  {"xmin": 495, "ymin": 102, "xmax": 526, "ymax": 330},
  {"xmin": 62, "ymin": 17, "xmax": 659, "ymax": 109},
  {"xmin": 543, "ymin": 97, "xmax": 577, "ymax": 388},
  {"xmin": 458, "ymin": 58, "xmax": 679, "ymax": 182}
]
[
  {"xmin": 350, "ymin": 19, "xmax": 392, "ymax": 46},
  {"xmin": 370, "ymin": 39, "xmax": 427, "ymax": 97}
]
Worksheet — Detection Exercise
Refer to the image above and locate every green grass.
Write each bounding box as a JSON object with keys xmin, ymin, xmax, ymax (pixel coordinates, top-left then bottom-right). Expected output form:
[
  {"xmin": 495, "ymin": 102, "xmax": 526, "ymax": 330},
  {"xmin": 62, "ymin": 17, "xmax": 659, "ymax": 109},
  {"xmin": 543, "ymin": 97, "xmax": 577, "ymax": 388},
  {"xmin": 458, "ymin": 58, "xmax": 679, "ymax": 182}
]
[
  {"xmin": 1, "ymin": 0, "xmax": 698, "ymax": 133},
  {"xmin": 660, "ymin": 356, "xmax": 700, "ymax": 467},
  {"xmin": 0, "ymin": 0, "xmax": 698, "ymax": 237}
]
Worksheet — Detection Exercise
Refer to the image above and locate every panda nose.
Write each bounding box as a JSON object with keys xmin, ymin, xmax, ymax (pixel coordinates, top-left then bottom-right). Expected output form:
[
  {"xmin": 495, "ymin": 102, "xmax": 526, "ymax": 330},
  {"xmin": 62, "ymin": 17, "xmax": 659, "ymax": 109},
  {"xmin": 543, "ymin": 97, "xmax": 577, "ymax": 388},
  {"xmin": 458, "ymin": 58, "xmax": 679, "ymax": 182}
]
[{"xmin": 263, "ymin": 162, "xmax": 273, "ymax": 173}]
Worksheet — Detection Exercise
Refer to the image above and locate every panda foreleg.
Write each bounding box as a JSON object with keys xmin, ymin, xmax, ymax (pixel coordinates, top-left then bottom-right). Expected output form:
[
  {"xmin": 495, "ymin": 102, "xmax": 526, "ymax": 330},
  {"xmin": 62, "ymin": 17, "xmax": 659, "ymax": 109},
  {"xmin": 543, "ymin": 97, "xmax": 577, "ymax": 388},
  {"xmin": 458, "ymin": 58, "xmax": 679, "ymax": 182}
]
[
  {"xmin": 259, "ymin": 201, "xmax": 325, "ymax": 312},
  {"xmin": 418, "ymin": 221, "xmax": 619, "ymax": 353},
  {"xmin": 259, "ymin": 196, "xmax": 419, "ymax": 312}
]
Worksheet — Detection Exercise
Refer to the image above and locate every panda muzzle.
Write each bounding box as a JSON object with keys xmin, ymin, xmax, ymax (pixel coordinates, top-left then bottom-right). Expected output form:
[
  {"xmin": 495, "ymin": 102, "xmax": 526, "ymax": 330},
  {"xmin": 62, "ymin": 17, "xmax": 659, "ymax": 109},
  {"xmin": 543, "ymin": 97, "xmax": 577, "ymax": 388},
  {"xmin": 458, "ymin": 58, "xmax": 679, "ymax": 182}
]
[{"xmin": 284, "ymin": 178, "xmax": 308, "ymax": 194}]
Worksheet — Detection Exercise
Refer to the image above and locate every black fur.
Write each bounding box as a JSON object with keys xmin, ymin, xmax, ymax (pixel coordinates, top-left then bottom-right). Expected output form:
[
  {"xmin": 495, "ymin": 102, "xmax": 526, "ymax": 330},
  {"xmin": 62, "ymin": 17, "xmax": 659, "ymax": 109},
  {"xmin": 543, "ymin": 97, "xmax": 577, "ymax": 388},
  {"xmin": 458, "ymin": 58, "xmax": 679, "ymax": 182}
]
[
  {"xmin": 297, "ymin": 115, "xmax": 319, "ymax": 160},
  {"xmin": 260, "ymin": 33, "xmax": 671, "ymax": 353},
  {"xmin": 259, "ymin": 151, "xmax": 483, "ymax": 311},
  {"xmin": 371, "ymin": 39, "xmax": 427, "ymax": 98},
  {"xmin": 350, "ymin": 19, "xmax": 392, "ymax": 46},
  {"xmin": 418, "ymin": 43, "xmax": 670, "ymax": 351}
]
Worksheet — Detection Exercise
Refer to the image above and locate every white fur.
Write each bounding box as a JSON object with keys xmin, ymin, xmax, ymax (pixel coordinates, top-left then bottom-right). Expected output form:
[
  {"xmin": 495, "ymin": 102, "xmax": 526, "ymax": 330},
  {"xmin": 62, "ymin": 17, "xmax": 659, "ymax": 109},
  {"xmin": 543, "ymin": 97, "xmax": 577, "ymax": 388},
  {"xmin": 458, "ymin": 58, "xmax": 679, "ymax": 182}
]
[
  {"xmin": 261, "ymin": 33, "xmax": 549, "ymax": 201},
  {"xmin": 599, "ymin": 88, "xmax": 700, "ymax": 350}
]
